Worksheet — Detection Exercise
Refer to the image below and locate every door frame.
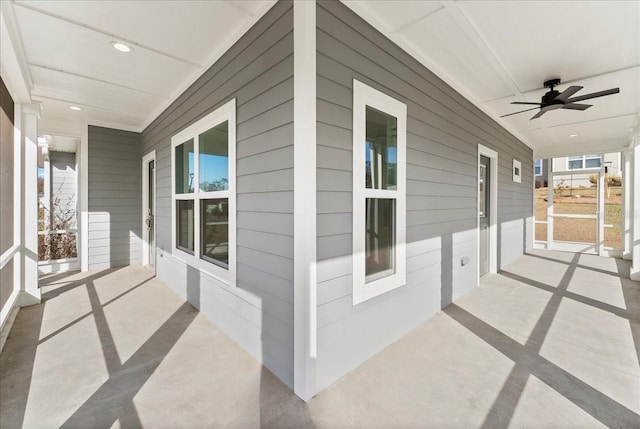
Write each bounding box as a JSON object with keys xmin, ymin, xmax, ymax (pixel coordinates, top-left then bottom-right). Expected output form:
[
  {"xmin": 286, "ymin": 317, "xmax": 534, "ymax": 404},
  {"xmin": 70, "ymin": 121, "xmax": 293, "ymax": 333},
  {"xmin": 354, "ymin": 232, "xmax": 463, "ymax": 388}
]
[
  {"xmin": 141, "ymin": 150, "xmax": 156, "ymax": 273},
  {"xmin": 478, "ymin": 144, "xmax": 498, "ymax": 283}
]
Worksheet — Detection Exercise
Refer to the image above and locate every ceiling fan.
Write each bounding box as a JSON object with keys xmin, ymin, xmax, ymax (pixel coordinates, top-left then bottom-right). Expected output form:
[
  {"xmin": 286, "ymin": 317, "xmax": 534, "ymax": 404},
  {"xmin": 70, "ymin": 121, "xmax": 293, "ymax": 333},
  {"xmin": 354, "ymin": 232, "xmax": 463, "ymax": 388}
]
[{"xmin": 501, "ymin": 78, "xmax": 620, "ymax": 120}]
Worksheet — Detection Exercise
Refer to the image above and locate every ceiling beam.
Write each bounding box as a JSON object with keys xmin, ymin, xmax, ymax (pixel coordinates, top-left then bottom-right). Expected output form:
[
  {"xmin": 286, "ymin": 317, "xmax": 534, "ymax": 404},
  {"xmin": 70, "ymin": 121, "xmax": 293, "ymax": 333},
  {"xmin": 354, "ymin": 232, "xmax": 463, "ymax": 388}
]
[{"xmin": 0, "ymin": 1, "xmax": 33, "ymax": 102}]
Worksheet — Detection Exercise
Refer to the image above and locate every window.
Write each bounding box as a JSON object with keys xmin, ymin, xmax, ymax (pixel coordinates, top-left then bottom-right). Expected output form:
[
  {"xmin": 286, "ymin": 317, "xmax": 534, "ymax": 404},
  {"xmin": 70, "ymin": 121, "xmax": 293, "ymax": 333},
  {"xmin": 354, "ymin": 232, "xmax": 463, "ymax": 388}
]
[
  {"xmin": 171, "ymin": 99, "xmax": 236, "ymax": 285},
  {"xmin": 353, "ymin": 80, "xmax": 406, "ymax": 305},
  {"xmin": 567, "ymin": 154, "xmax": 601, "ymax": 170},
  {"xmin": 534, "ymin": 159, "xmax": 542, "ymax": 176}
]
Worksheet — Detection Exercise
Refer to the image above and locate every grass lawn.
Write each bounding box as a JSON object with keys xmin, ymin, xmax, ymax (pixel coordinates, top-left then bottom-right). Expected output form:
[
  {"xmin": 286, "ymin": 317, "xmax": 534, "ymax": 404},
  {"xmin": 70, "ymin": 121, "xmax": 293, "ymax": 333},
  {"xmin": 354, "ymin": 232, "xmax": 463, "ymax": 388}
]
[{"xmin": 534, "ymin": 187, "xmax": 622, "ymax": 248}]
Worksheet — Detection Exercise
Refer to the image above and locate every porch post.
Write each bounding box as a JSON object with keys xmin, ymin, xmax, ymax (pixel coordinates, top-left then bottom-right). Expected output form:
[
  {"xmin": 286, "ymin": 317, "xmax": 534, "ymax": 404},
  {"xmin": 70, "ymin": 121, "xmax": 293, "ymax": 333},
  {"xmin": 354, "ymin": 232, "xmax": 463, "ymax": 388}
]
[
  {"xmin": 546, "ymin": 158, "xmax": 553, "ymax": 248},
  {"xmin": 622, "ymin": 149, "xmax": 633, "ymax": 260},
  {"xmin": 630, "ymin": 133, "xmax": 640, "ymax": 280},
  {"xmin": 596, "ymin": 154, "xmax": 605, "ymax": 256},
  {"xmin": 20, "ymin": 103, "xmax": 41, "ymax": 305},
  {"xmin": 293, "ymin": 0, "xmax": 317, "ymax": 401}
]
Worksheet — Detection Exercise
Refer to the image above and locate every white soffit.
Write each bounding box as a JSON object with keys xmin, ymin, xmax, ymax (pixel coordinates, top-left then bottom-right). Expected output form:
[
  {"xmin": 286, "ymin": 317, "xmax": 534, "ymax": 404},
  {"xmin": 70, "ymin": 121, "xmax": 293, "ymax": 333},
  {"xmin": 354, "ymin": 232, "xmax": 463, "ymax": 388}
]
[
  {"xmin": 9, "ymin": 0, "xmax": 276, "ymax": 132},
  {"xmin": 343, "ymin": 0, "xmax": 640, "ymax": 154}
]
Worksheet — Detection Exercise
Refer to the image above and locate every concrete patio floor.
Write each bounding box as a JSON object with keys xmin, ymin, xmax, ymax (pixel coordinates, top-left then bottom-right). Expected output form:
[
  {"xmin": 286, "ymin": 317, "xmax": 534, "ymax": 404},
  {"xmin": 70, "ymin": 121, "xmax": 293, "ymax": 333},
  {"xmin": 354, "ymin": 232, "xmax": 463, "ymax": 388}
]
[{"xmin": 1, "ymin": 249, "xmax": 638, "ymax": 428}]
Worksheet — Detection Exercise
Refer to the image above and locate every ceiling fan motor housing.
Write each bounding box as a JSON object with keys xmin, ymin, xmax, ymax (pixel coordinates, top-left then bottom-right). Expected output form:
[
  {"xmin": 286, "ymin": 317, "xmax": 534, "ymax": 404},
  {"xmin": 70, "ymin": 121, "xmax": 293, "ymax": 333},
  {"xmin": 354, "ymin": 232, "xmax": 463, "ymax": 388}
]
[
  {"xmin": 542, "ymin": 78, "xmax": 563, "ymax": 105},
  {"xmin": 542, "ymin": 90, "xmax": 562, "ymax": 106}
]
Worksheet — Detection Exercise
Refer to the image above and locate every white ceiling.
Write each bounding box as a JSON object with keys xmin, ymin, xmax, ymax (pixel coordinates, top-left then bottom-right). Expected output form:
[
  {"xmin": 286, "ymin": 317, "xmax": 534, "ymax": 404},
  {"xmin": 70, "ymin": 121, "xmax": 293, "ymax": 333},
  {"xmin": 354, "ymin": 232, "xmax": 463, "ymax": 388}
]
[
  {"xmin": 4, "ymin": 0, "xmax": 275, "ymax": 132},
  {"xmin": 344, "ymin": 0, "xmax": 640, "ymax": 157},
  {"xmin": 4, "ymin": 0, "xmax": 639, "ymax": 156}
]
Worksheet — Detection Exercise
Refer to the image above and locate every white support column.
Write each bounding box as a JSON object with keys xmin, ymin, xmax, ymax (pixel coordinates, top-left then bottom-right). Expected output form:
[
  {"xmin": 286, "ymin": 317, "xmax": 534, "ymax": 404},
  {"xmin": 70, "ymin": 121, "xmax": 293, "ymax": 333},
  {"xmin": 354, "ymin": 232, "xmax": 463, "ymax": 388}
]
[
  {"xmin": 546, "ymin": 159, "xmax": 553, "ymax": 248},
  {"xmin": 596, "ymin": 154, "xmax": 605, "ymax": 256},
  {"xmin": 293, "ymin": 0, "xmax": 317, "ymax": 401},
  {"xmin": 623, "ymin": 149, "xmax": 633, "ymax": 260},
  {"xmin": 630, "ymin": 134, "xmax": 640, "ymax": 280},
  {"xmin": 79, "ymin": 125, "xmax": 89, "ymax": 271},
  {"xmin": 20, "ymin": 103, "xmax": 41, "ymax": 306}
]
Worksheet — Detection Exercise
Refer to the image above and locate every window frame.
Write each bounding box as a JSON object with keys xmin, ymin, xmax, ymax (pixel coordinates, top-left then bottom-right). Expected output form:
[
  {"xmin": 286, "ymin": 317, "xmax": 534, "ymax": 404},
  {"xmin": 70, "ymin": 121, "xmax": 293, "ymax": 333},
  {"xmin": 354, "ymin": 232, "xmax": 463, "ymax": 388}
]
[
  {"xmin": 171, "ymin": 99, "xmax": 236, "ymax": 286},
  {"xmin": 352, "ymin": 79, "xmax": 407, "ymax": 305},
  {"xmin": 534, "ymin": 159, "xmax": 542, "ymax": 176},
  {"xmin": 567, "ymin": 154, "xmax": 601, "ymax": 170}
]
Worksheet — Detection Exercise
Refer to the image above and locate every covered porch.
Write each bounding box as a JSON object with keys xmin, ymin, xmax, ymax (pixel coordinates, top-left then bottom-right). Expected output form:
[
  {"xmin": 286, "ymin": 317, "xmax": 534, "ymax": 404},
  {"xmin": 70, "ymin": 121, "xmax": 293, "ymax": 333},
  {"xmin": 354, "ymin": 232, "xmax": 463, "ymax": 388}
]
[{"xmin": 2, "ymin": 249, "xmax": 638, "ymax": 428}]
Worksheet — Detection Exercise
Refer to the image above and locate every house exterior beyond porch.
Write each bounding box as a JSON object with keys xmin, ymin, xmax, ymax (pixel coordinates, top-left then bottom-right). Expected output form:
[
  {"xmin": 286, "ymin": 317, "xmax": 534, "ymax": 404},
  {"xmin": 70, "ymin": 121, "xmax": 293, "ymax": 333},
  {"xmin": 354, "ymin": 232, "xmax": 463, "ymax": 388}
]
[{"xmin": 535, "ymin": 153, "xmax": 621, "ymax": 188}]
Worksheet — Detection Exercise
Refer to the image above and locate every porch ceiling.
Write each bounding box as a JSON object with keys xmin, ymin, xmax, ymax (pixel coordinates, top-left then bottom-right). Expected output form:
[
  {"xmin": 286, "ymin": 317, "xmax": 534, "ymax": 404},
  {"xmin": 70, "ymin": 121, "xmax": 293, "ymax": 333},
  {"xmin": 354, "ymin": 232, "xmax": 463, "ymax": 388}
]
[
  {"xmin": 3, "ymin": 1, "xmax": 639, "ymax": 156},
  {"xmin": 4, "ymin": 0, "xmax": 276, "ymax": 132},
  {"xmin": 344, "ymin": 0, "xmax": 640, "ymax": 156}
]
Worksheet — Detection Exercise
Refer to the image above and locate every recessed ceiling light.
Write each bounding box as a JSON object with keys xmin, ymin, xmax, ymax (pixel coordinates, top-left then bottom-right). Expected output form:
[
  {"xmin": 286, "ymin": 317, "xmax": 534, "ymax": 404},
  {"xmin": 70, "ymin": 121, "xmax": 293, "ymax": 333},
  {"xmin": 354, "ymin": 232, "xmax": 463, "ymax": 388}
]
[
  {"xmin": 69, "ymin": 106, "xmax": 82, "ymax": 111},
  {"xmin": 569, "ymin": 134, "xmax": 578, "ymax": 137},
  {"xmin": 111, "ymin": 41, "xmax": 132, "ymax": 53}
]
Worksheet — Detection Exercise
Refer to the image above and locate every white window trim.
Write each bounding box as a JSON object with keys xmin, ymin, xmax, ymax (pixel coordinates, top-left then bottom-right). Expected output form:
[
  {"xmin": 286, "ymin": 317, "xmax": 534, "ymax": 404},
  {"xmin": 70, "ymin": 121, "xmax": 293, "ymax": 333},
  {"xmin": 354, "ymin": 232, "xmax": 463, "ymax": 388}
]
[
  {"xmin": 141, "ymin": 150, "xmax": 156, "ymax": 272},
  {"xmin": 352, "ymin": 79, "xmax": 406, "ymax": 306},
  {"xmin": 513, "ymin": 159, "xmax": 522, "ymax": 183},
  {"xmin": 171, "ymin": 99, "xmax": 236, "ymax": 286},
  {"xmin": 478, "ymin": 144, "xmax": 498, "ymax": 283},
  {"xmin": 567, "ymin": 154, "xmax": 601, "ymax": 171}
]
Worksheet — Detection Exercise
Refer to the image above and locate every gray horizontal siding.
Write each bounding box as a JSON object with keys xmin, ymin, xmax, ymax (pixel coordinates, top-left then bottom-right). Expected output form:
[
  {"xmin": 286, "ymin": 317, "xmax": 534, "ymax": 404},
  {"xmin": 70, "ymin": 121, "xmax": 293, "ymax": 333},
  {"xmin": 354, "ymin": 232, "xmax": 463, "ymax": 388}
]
[
  {"xmin": 315, "ymin": 0, "xmax": 533, "ymax": 392},
  {"xmin": 140, "ymin": 0, "xmax": 294, "ymax": 388},
  {"xmin": 88, "ymin": 126, "xmax": 141, "ymax": 271}
]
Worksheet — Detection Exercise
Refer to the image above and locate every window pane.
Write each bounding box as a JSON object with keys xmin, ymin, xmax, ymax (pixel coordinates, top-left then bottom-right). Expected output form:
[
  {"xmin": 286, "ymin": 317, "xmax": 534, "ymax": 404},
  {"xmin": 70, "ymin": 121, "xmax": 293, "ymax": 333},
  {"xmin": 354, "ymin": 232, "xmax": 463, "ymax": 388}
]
[
  {"xmin": 365, "ymin": 198, "xmax": 395, "ymax": 280},
  {"xmin": 479, "ymin": 165, "xmax": 486, "ymax": 217},
  {"xmin": 568, "ymin": 159, "xmax": 583, "ymax": 170},
  {"xmin": 585, "ymin": 157, "xmax": 601, "ymax": 168},
  {"xmin": 175, "ymin": 139, "xmax": 194, "ymax": 193},
  {"xmin": 199, "ymin": 121, "xmax": 229, "ymax": 192},
  {"xmin": 365, "ymin": 106, "xmax": 397, "ymax": 190},
  {"xmin": 176, "ymin": 200, "xmax": 194, "ymax": 253},
  {"xmin": 201, "ymin": 199, "xmax": 229, "ymax": 268},
  {"xmin": 534, "ymin": 159, "xmax": 542, "ymax": 176}
]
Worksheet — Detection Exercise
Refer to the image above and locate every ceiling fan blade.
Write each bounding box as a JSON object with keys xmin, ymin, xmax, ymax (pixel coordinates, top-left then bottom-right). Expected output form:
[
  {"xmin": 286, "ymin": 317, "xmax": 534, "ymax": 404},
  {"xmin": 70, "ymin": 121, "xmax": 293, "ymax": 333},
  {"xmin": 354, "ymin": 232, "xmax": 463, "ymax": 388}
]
[
  {"xmin": 554, "ymin": 86, "xmax": 583, "ymax": 102},
  {"xmin": 511, "ymin": 101, "xmax": 544, "ymax": 105},
  {"xmin": 562, "ymin": 103, "xmax": 592, "ymax": 111},
  {"xmin": 531, "ymin": 109, "xmax": 548, "ymax": 119},
  {"xmin": 566, "ymin": 88, "xmax": 620, "ymax": 103},
  {"xmin": 530, "ymin": 104, "xmax": 560, "ymax": 119},
  {"xmin": 500, "ymin": 107, "xmax": 541, "ymax": 117}
]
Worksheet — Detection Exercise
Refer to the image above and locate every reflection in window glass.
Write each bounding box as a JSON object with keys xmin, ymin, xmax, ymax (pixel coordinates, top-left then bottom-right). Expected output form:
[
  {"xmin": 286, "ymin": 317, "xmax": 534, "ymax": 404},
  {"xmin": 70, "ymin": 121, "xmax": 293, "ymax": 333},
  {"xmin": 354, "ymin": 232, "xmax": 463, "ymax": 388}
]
[
  {"xmin": 175, "ymin": 139, "xmax": 194, "ymax": 193},
  {"xmin": 201, "ymin": 199, "xmax": 229, "ymax": 268},
  {"xmin": 585, "ymin": 156, "xmax": 601, "ymax": 168},
  {"xmin": 479, "ymin": 165, "xmax": 486, "ymax": 217},
  {"xmin": 534, "ymin": 159, "xmax": 542, "ymax": 176},
  {"xmin": 199, "ymin": 121, "xmax": 229, "ymax": 192},
  {"xmin": 365, "ymin": 198, "xmax": 395, "ymax": 281},
  {"xmin": 568, "ymin": 154, "xmax": 601, "ymax": 170},
  {"xmin": 176, "ymin": 200, "xmax": 194, "ymax": 253},
  {"xmin": 365, "ymin": 106, "xmax": 397, "ymax": 190}
]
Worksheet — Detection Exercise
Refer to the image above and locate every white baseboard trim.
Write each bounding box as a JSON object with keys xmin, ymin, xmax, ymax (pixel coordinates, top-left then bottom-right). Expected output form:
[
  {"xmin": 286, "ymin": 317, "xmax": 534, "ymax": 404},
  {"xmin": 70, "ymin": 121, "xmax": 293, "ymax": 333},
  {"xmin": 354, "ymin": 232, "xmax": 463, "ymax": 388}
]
[{"xmin": 0, "ymin": 305, "xmax": 19, "ymax": 355}]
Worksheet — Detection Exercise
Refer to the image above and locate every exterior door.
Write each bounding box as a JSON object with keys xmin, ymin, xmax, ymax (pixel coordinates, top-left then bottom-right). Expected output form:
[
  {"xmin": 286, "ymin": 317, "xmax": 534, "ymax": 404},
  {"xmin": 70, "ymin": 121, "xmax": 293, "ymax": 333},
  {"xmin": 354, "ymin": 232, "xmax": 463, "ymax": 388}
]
[
  {"xmin": 479, "ymin": 155, "xmax": 490, "ymax": 276},
  {"xmin": 142, "ymin": 152, "xmax": 156, "ymax": 271}
]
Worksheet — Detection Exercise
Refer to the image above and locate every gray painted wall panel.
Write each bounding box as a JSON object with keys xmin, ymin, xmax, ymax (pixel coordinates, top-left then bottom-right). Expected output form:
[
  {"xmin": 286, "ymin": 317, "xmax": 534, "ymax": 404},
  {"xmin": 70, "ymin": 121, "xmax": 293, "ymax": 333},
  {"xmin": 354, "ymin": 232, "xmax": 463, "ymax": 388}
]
[
  {"xmin": 140, "ymin": 1, "xmax": 294, "ymax": 388},
  {"xmin": 0, "ymin": 78, "xmax": 14, "ymax": 299},
  {"xmin": 0, "ymin": 261, "xmax": 12, "ymax": 314},
  {"xmin": 315, "ymin": 0, "xmax": 533, "ymax": 392},
  {"xmin": 88, "ymin": 126, "xmax": 141, "ymax": 270}
]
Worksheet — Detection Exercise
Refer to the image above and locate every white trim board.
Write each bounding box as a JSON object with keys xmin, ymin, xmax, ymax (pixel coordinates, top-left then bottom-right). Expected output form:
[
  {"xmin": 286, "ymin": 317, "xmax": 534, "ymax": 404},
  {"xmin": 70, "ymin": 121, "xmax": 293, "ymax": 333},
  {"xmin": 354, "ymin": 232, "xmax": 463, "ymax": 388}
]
[
  {"xmin": 478, "ymin": 144, "xmax": 498, "ymax": 283},
  {"xmin": 293, "ymin": 0, "xmax": 317, "ymax": 402},
  {"xmin": 141, "ymin": 150, "xmax": 157, "ymax": 273}
]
